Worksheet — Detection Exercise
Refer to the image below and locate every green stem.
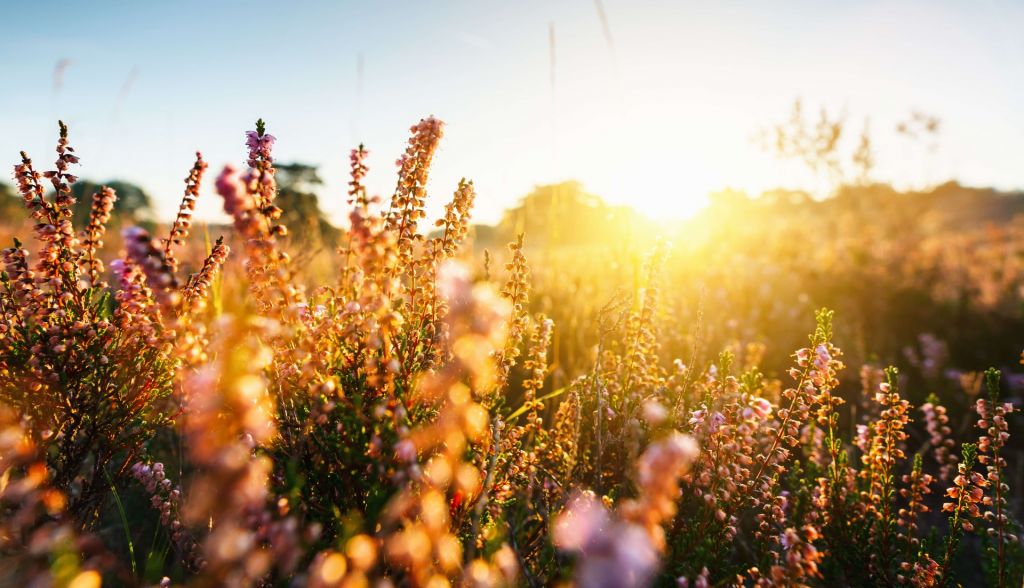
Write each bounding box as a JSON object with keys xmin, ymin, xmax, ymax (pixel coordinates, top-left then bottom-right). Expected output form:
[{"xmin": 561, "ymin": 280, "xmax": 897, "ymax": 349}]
[{"xmin": 105, "ymin": 468, "xmax": 137, "ymax": 578}]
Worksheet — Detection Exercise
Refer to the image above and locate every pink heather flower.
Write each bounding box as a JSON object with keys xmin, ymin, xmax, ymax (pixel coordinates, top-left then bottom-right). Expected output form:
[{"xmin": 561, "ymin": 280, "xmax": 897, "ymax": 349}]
[
  {"xmin": 552, "ymin": 492, "xmax": 610, "ymax": 551},
  {"xmin": 709, "ymin": 412, "xmax": 726, "ymax": 432},
  {"xmin": 690, "ymin": 409, "xmax": 725, "ymax": 433},
  {"xmin": 573, "ymin": 523, "xmax": 658, "ymax": 588},
  {"xmin": 635, "ymin": 432, "xmax": 699, "ymax": 491},
  {"xmin": 215, "ymin": 165, "xmax": 253, "ymax": 215},
  {"xmin": 688, "ymin": 409, "xmax": 706, "ymax": 427},
  {"xmin": 109, "ymin": 258, "xmax": 127, "ymax": 278},
  {"xmin": 747, "ymin": 397, "xmax": 773, "ymax": 420},
  {"xmin": 855, "ymin": 424, "xmax": 871, "ymax": 452},
  {"xmin": 394, "ymin": 439, "xmax": 417, "ymax": 463},
  {"xmin": 677, "ymin": 568, "xmax": 711, "ymax": 588},
  {"xmin": 554, "ymin": 492, "xmax": 659, "ymax": 588},
  {"xmin": 814, "ymin": 344, "xmax": 831, "ymax": 366},
  {"xmin": 296, "ymin": 303, "xmax": 327, "ymax": 321},
  {"xmin": 780, "ymin": 528, "xmax": 796, "ymax": 549},
  {"xmin": 642, "ymin": 400, "xmax": 669, "ymax": 425},
  {"xmin": 245, "ymin": 131, "xmax": 276, "ymax": 162},
  {"xmin": 796, "ymin": 348, "xmax": 810, "ymax": 365}
]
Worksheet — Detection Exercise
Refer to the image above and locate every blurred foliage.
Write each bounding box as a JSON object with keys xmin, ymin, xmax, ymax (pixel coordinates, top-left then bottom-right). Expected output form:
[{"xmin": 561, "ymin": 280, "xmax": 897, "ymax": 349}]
[
  {"xmin": 494, "ymin": 181, "xmax": 649, "ymax": 248},
  {"xmin": 0, "ymin": 182, "xmax": 25, "ymax": 222},
  {"xmin": 519, "ymin": 181, "xmax": 1024, "ymax": 399}
]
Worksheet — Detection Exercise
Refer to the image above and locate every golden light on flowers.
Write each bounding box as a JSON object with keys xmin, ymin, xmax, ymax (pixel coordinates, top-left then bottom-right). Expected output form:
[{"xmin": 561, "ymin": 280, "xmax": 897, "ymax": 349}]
[
  {"xmin": 447, "ymin": 382, "xmax": 471, "ymax": 406},
  {"xmin": 425, "ymin": 456, "xmax": 454, "ymax": 487},
  {"xmin": 1, "ymin": 99, "xmax": 1022, "ymax": 588},
  {"xmin": 465, "ymin": 560, "xmax": 496, "ymax": 585},
  {"xmin": 435, "ymin": 533, "xmax": 463, "ymax": 573},
  {"xmin": 318, "ymin": 552, "xmax": 348, "ymax": 584},
  {"xmin": 455, "ymin": 463, "xmax": 481, "ymax": 496},
  {"xmin": 345, "ymin": 535, "xmax": 378, "ymax": 572},
  {"xmin": 462, "ymin": 403, "xmax": 489, "ymax": 440},
  {"xmin": 420, "ymin": 490, "xmax": 450, "ymax": 531}
]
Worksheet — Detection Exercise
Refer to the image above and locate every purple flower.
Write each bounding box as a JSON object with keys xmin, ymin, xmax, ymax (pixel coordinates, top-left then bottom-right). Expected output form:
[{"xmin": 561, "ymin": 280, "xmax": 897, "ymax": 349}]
[
  {"xmin": 245, "ymin": 131, "xmax": 261, "ymax": 151},
  {"xmin": 260, "ymin": 133, "xmax": 276, "ymax": 151},
  {"xmin": 245, "ymin": 130, "xmax": 277, "ymax": 165}
]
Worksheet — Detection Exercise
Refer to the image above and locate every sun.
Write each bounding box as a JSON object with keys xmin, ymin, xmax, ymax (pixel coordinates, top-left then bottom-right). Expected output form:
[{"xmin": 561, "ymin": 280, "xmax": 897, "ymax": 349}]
[{"xmin": 602, "ymin": 174, "xmax": 714, "ymax": 222}]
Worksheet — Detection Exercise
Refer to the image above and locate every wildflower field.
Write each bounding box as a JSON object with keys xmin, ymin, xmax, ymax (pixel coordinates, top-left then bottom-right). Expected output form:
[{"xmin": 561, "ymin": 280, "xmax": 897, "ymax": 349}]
[{"xmin": 0, "ymin": 115, "xmax": 1022, "ymax": 588}]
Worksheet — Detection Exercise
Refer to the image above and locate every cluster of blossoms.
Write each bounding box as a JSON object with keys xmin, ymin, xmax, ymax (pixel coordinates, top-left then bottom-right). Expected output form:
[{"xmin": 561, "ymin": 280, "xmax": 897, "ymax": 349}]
[
  {"xmin": 942, "ymin": 445, "xmax": 985, "ymax": 533},
  {"xmin": 683, "ymin": 380, "xmax": 765, "ymax": 546},
  {"xmin": 386, "ymin": 116, "xmax": 445, "ymax": 273},
  {"xmin": 78, "ymin": 185, "xmax": 116, "ymax": 287},
  {"xmin": 216, "ymin": 128, "xmax": 301, "ymax": 318},
  {"xmin": 163, "ymin": 152, "xmax": 207, "ymax": 272},
  {"xmin": 920, "ymin": 396, "xmax": 957, "ymax": 480},
  {"xmin": 245, "ymin": 127, "xmax": 276, "ymax": 169},
  {"xmin": 347, "ymin": 144, "xmax": 370, "ymax": 206},
  {"xmin": 488, "ymin": 234, "xmax": 530, "ymax": 405},
  {"xmin": 896, "ymin": 455, "xmax": 934, "ymax": 548},
  {"xmin": 974, "ymin": 369, "xmax": 1019, "ymax": 585},
  {"xmin": 181, "ymin": 237, "xmax": 229, "ymax": 312},
  {"xmin": 110, "ymin": 255, "xmax": 162, "ymax": 346},
  {"xmin": 244, "ymin": 123, "xmax": 284, "ymax": 236},
  {"xmin": 861, "ymin": 373, "xmax": 912, "ymax": 522},
  {"xmin": 123, "ymin": 226, "xmax": 180, "ymax": 309},
  {"xmin": 757, "ymin": 526, "xmax": 823, "ymax": 586},
  {"xmin": 130, "ymin": 462, "xmax": 201, "ymax": 571},
  {"xmin": 763, "ymin": 313, "xmax": 845, "ymax": 479},
  {"xmin": 1, "ymin": 241, "xmax": 33, "ymax": 314},
  {"xmin": 490, "ymin": 313, "xmax": 553, "ymax": 506}
]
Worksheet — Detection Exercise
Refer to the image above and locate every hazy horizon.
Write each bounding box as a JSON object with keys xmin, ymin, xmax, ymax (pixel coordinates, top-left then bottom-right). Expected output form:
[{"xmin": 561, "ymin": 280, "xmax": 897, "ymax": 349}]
[{"xmin": 4, "ymin": 0, "xmax": 1024, "ymax": 225}]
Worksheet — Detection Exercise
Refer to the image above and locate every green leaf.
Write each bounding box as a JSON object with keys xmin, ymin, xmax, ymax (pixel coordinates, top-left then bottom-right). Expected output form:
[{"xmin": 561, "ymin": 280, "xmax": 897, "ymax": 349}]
[{"xmin": 506, "ymin": 386, "xmax": 568, "ymax": 421}]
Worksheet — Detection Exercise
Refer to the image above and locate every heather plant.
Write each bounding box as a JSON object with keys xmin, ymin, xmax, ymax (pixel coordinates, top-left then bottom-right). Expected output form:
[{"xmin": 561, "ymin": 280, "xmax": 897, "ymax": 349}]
[
  {"xmin": 0, "ymin": 117, "xmax": 1021, "ymax": 588},
  {"xmin": 191, "ymin": 117, "xmax": 546, "ymax": 585},
  {"xmin": 0, "ymin": 124, "xmax": 228, "ymax": 526}
]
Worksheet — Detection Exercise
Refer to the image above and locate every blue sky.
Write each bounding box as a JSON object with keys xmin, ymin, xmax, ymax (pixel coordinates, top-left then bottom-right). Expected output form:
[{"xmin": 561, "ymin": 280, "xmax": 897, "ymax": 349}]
[{"xmin": 3, "ymin": 0, "xmax": 1024, "ymax": 223}]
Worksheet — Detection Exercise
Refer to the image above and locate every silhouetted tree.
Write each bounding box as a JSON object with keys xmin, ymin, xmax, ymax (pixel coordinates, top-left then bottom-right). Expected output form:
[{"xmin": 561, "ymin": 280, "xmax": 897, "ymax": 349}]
[
  {"xmin": 275, "ymin": 162, "xmax": 338, "ymax": 245},
  {"xmin": 70, "ymin": 179, "xmax": 153, "ymax": 227}
]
